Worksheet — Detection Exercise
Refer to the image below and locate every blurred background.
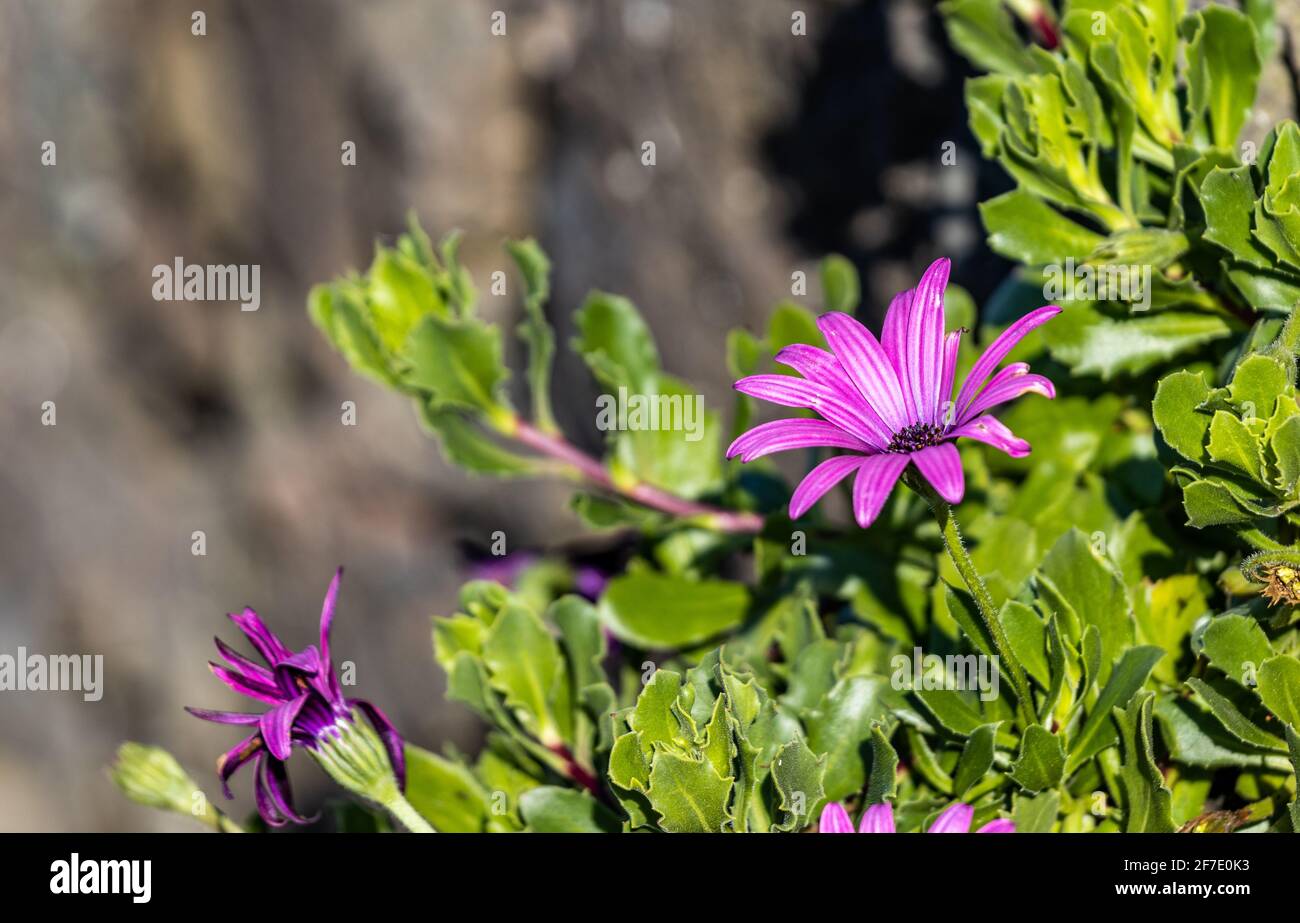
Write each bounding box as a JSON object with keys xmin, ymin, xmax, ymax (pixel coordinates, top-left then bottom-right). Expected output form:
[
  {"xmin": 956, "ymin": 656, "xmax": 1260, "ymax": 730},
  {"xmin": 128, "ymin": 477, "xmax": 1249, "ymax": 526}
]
[{"xmin": 0, "ymin": 0, "xmax": 1295, "ymax": 831}]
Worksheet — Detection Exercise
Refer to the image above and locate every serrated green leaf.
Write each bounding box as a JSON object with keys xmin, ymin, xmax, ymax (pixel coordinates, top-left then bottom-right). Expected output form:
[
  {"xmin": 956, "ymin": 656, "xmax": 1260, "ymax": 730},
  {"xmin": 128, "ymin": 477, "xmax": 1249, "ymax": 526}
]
[
  {"xmin": 404, "ymin": 744, "xmax": 490, "ymax": 833},
  {"xmin": 1038, "ymin": 528, "xmax": 1134, "ymax": 682},
  {"xmin": 980, "ymin": 189, "xmax": 1104, "ymax": 264},
  {"xmin": 1207, "ymin": 410, "xmax": 1266, "ymax": 479},
  {"xmin": 865, "ymin": 725, "xmax": 899, "ymax": 805},
  {"xmin": 1012, "ymin": 790, "xmax": 1060, "ymax": 833},
  {"xmin": 506, "ymin": 238, "xmax": 557, "ymax": 433},
  {"xmin": 1186, "ymin": 677, "xmax": 1288, "ymax": 752},
  {"xmin": 939, "ymin": 0, "xmax": 1035, "ymax": 76},
  {"xmin": 1010, "ymin": 724, "xmax": 1065, "ymax": 793},
  {"xmin": 1201, "ymin": 614, "xmax": 1274, "ymax": 688},
  {"xmin": 954, "ymin": 721, "xmax": 1001, "ymax": 797},
  {"xmin": 1153, "ymin": 370, "xmax": 1213, "ymax": 463},
  {"xmin": 1115, "ymin": 692, "xmax": 1175, "ymax": 832},
  {"xmin": 1066, "ymin": 645, "xmax": 1165, "ymax": 774},
  {"xmin": 482, "ymin": 601, "xmax": 564, "ymax": 744},
  {"xmin": 1257, "ymin": 655, "xmax": 1300, "ymax": 729},
  {"xmin": 770, "ymin": 738, "xmax": 826, "ymax": 831},
  {"xmin": 806, "ymin": 677, "xmax": 894, "ymax": 802},
  {"xmin": 646, "ymin": 747, "xmax": 733, "ymax": 833}
]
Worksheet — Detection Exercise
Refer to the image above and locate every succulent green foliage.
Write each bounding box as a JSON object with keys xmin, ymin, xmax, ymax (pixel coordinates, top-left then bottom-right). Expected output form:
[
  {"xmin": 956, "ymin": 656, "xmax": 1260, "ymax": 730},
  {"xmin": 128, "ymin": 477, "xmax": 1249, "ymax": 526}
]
[
  {"xmin": 1154, "ymin": 340, "xmax": 1300, "ymax": 527},
  {"xmin": 947, "ymin": 0, "xmax": 1276, "ymax": 378}
]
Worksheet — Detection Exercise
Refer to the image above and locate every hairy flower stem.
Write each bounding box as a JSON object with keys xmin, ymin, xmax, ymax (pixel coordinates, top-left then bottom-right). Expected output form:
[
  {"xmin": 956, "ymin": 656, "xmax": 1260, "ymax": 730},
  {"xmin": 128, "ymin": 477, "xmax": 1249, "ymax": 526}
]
[
  {"xmin": 380, "ymin": 789, "xmax": 437, "ymax": 834},
  {"xmin": 918, "ymin": 484, "xmax": 1036, "ymax": 728},
  {"xmin": 506, "ymin": 416, "xmax": 764, "ymax": 533}
]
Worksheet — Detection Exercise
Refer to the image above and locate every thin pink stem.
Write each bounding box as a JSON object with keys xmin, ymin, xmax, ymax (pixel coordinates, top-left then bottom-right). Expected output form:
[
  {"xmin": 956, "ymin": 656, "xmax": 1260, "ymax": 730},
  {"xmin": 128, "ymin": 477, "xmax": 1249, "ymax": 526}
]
[{"xmin": 509, "ymin": 418, "xmax": 763, "ymax": 534}]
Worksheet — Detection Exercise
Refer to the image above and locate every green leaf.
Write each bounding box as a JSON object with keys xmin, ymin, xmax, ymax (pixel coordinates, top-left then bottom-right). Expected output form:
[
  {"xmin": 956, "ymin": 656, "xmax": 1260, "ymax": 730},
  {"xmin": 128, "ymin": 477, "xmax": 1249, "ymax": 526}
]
[
  {"xmin": 980, "ymin": 190, "xmax": 1106, "ymax": 264},
  {"xmin": 1185, "ymin": 677, "xmax": 1288, "ymax": 752},
  {"xmin": 1287, "ymin": 724, "xmax": 1300, "ymax": 829},
  {"xmin": 1045, "ymin": 306, "xmax": 1231, "ymax": 379},
  {"xmin": 1180, "ymin": 477, "xmax": 1254, "ymax": 527},
  {"xmin": 1257, "ymin": 655, "xmax": 1300, "ymax": 729},
  {"xmin": 953, "ymin": 721, "xmax": 1001, "ymax": 797},
  {"xmin": 939, "ymin": 0, "xmax": 1034, "ymax": 76},
  {"xmin": 805, "ymin": 677, "xmax": 894, "ymax": 802},
  {"xmin": 598, "ymin": 571, "xmax": 749, "ymax": 648},
  {"xmin": 572, "ymin": 292, "xmax": 660, "ymax": 390},
  {"xmin": 1201, "ymin": 614, "xmax": 1274, "ymax": 688},
  {"xmin": 820, "ymin": 254, "xmax": 859, "ymax": 313},
  {"xmin": 416, "ymin": 405, "xmax": 539, "ymax": 476},
  {"xmin": 628, "ymin": 669, "xmax": 687, "ymax": 756},
  {"xmin": 1009, "ymin": 724, "xmax": 1066, "ymax": 793},
  {"xmin": 1229, "ymin": 354, "xmax": 1289, "ymax": 421},
  {"xmin": 943, "ymin": 583, "xmax": 996, "ymax": 659},
  {"xmin": 1013, "ymin": 790, "xmax": 1059, "ymax": 833},
  {"xmin": 1037, "ymin": 528, "xmax": 1135, "ymax": 682},
  {"xmin": 518, "ymin": 786, "xmax": 621, "ymax": 833},
  {"xmin": 1270, "ymin": 415, "xmax": 1300, "ymax": 495},
  {"xmin": 1153, "ymin": 694, "xmax": 1286, "ymax": 769},
  {"xmin": 1115, "ymin": 692, "xmax": 1175, "ymax": 833},
  {"xmin": 1066, "ymin": 645, "xmax": 1165, "ymax": 774},
  {"xmin": 403, "ymin": 745, "xmax": 490, "ymax": 833},
  {"xmin": 481, "ymin": 601, "xmax": 564, "ymax": 744},
  {"xmin": 865, "ymin": 725, "xmax": 899, "ymax": 805},
  {"xmin": 403, "ymin": 313, "xmax": 509, "ymax": 414},
  {"xmin": 646, "ymin": 747, "xmax": 733, "ymax": 833},
  {"xmin": 1182, "ymin": 7, "xmax": 1262, "ymax": 150},
  {"xmin": 1001, "ymin": 600, "xmax": 1049, "ymax": 688},
  {"xmin": 768, "ymin": 301, "xmax": 825, "ymax": 353},
  {"xmin": 506, "ymin": 238, "xmax": 557, "ymax": 433},
  {"xmin": 1201, "ymin": 167, "xmax": 1275, "ymax": 269},
  {"xmin": 770, "ymin": 738, "xmax": 827, "ymax": 831},
  {"xmin": 1207, "ymin": 410, "xmax": 1266, "ymax": 480},
  {"xmin": 1153, "ymin": 370, "xmax": 1213, "ymax": 463}
]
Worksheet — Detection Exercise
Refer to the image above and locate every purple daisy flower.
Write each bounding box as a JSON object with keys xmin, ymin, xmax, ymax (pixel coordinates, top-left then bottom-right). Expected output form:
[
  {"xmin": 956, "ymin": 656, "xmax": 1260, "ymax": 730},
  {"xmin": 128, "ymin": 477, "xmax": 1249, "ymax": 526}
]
[
  {"xmin": 187, "ymin": 568, "xmax": 419, "ymax": 829},
  {"xmin": 819, "ymin": 800, "xmax": 1014, "ymax": 833},
  {"xmin": 728, "ymin": 258, "xmax": 1059, "ymax": 526}
]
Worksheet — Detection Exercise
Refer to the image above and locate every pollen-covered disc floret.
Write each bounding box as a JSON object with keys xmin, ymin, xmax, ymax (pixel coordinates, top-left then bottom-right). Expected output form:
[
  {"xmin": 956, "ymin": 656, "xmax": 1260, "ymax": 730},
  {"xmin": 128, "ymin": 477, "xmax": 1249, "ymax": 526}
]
[{"xmin": 727, "ymin": 258, "xmax": 1059, "ymax": 527}]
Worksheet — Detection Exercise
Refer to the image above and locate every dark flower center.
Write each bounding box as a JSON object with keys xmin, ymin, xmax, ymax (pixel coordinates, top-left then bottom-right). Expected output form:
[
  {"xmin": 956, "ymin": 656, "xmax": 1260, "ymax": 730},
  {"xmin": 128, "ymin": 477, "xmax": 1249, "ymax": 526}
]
[{"xmin": 887, "ymin": 422, "xmax": 945, "ymax": 454}]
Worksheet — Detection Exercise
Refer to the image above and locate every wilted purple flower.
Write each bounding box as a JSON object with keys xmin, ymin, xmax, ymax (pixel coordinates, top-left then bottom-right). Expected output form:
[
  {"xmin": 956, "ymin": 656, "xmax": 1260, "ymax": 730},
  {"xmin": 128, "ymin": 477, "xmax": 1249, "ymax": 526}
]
[
  {"xmin": 818, "ymin": 800, "xmax": 1014, "ymax": 833},
  {"xmin": 728, "ymin": 259, "xmax": 1059, "ymax": 526},
  {"xmin": 187, "ymin": 568, "xmax": 409, "ymax": 828}
]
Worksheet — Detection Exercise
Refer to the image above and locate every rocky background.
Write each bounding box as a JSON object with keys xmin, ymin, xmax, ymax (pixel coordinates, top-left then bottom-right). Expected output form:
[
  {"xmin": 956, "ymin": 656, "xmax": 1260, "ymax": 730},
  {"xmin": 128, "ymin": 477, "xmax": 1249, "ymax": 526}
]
[{"xmin": 0, "ymin": 0, "xmax": 1294, "ymax": 831}]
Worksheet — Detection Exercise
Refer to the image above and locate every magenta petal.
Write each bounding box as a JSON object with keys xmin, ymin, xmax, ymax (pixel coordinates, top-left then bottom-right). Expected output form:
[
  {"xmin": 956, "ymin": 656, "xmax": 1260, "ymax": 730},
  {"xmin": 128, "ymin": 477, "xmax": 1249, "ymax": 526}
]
[
  {"xmin": 928, "ymin": 802, "xmax": 974, "ymax": 833},
  {"xmin": 216, "ymin": 733, "xmax": 263, "ymax": 799},
  {"xmin": 911, "ymin": 442, "xmax": 965, "ymax": 504},
  {"xmin": 260, "ymin": 755, "xmax": 313, "ymax": 825},
  {"xmin": 938, "ymin": 328, "xmax": 963, "ymax": 425},
  {"xmin": 185, "ymin": 706, "xmax": 263, "ymax": 726},
  {"xmin": 726, "ymin": 419, "xmax": 873, "ymax": 461},
  {"xmin": 977, "ymin": 818, "xmax": 1016, "ymax": 833},
  {"xmin": 858, "ymin": 802, "xmax": 897, "ymax": 833},
  {"xmin": 320, "ymin": 567, "xmax": 342, "ymax": 668},
  {"xmin": 903, "ymin": 258, "xmax": 950, "ymax": 425},
  {"xmin": 260, "ymin": 693, "xmax": 309, "ymax": 761},
  {"xmin": 214, "ymin": 636, "xmax": 276, "ymax": 685},
  {"xmin": 209, "ymin": 662, "xmax": 284, "ymax": 705},
  {"xmin": 228, "ymin": 607, "xmax": 293, "ymax": 666},
  {"xmin": 880, "ymin": 287, "xmax": 914, "ymax": 377},
  {"xmin": 353, "ymin": 699, "xmax": 407, "ymax": 791},
  {"xmin": 735, "ymin": 375, "xmax": 889, "ymax": 447},
  {"xmin": 789, "ymin": 454, "xmax": 868, "ymax": 519},
  {"xmin": 954, "ymin": 305, "xmax": 1060, "ymax": 417},
  {"xmin": 949, "ymin": 414, "xmax": 1031, "ymax": 458},
  {"xmin": 818, "ymin": 801, "xmax": 855, "ymax": 833},
  {"xmin": 773, "ymin": 345, "xmax": 894, "ymax": 446},
  {"xmin": 817, "ymin": 312, "xmax": 909, "ymax": 431},
  {"xmin": 851, "ymin": 452, "xmax": 911, "ymax": 527},
  {"xmin": 959, "ymin": 367, "xmax": 1055, "ymax": 423}
]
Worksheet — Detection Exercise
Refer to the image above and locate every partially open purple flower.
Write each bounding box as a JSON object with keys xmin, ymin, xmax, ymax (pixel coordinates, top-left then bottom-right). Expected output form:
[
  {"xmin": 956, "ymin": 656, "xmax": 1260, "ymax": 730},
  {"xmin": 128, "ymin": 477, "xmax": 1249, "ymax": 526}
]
[
  {"xmin": 187, "ymin": 568, "xmax": 406, "ymax": 827},
  {"xmin": 818, "ymin": 800, "xmax": 1014, "ymax": 833},
  {"xmin": 728, "ymin": 259, "xmax": 1058, "ymax": 526}
]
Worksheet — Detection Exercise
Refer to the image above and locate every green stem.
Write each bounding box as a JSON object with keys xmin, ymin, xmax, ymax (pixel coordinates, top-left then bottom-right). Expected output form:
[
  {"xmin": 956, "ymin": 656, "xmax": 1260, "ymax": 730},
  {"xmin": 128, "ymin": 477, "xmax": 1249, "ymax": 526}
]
[
  {"xmin": 381, "ymin": 790, "xmax": 436, "ymax": 833},
  {"xmin": 917, "ymin": 482, "xmax": 1036, "ymax": 728}
]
